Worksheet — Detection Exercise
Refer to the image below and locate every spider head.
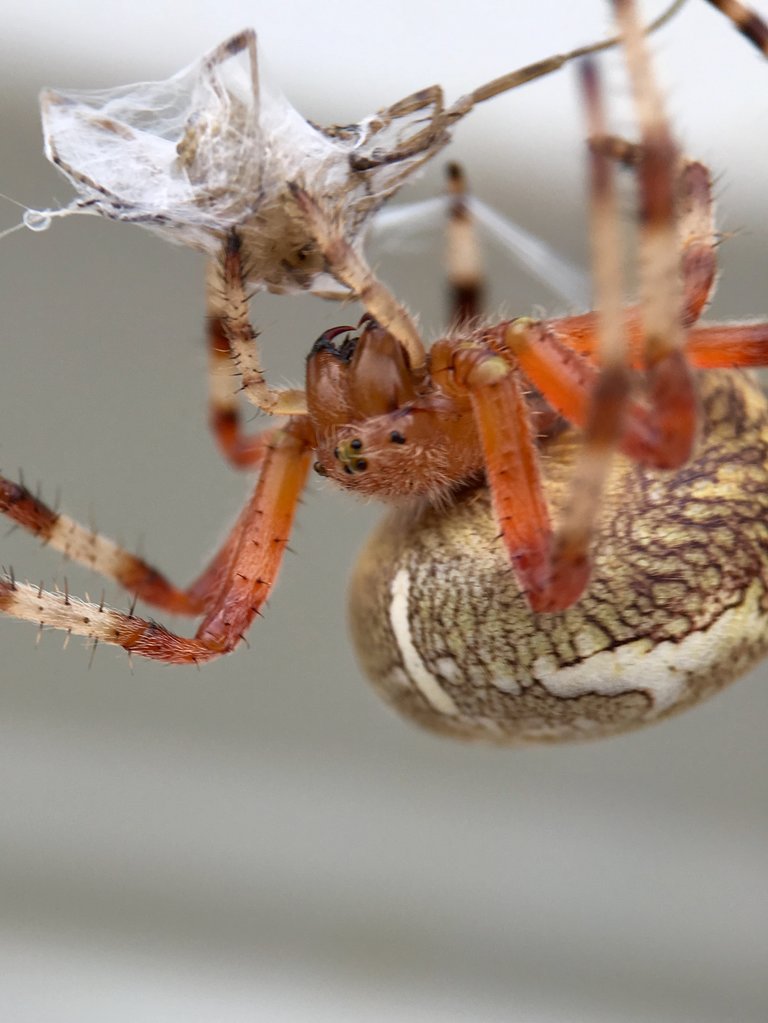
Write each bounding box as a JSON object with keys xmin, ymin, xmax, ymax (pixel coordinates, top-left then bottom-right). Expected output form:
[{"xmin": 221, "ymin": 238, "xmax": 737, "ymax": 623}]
[
  {"xmin": 313, "ymin": 410, "xmax": 449, "ymax": 500},
  {"xmin": 307, "ymin": 317, "xmax": 483, "ymax": 501}
]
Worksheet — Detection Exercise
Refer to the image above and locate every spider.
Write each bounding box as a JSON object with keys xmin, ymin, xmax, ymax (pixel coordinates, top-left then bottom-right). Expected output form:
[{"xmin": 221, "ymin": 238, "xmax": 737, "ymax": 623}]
[{"xmin": 1, "ymin": 0, "xmax": 767, "ymax": 715}]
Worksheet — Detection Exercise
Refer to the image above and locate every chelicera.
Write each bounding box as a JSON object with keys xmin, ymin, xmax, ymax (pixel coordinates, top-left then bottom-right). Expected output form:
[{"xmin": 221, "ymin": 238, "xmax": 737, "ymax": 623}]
[{"xmin": 2, "ymin": 0, "xmax": 768, "ymax": 709}]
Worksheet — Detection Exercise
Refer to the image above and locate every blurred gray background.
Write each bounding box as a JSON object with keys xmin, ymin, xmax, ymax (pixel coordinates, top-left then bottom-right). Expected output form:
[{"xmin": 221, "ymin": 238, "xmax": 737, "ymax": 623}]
[{"xmin": 1, "ymin": 1, "xmax": 767, "ymax": 1020}]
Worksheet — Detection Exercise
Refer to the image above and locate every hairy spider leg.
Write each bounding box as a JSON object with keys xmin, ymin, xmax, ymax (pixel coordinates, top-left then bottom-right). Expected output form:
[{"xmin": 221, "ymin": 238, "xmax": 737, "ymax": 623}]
[
  {"xmin": 614, "ymin": 0, "xmax": 697, "ymax": 470},
  {"xmin": 444, "ymin": 163, "xmax": 484, "ymax": 326},
  {"xmin": 0, "ymin": 434, "xmax": 300, "ymax": 621},
  {"xmin": 586, "ymin": 137, "xmax": 717, "ymax": 327},
  {"xmin": 539, "ymin": 58, "xmax": 630, "ymax": 598},
  {"xmin": 538, "ymin": 314, "xmax": 768, "ymax": 373},
  {"xmin": 536, "ymin": 26, "xmax": 722, "ymax": 590},
  {"xmin": 533, "ymin": 140, "xmax": 718, "ymax": 367},
  {"xmin": 504, "ymin": 36, "xmax": 722, "ymax": 461},
  {"xmin": 436, "ymin": 316, "xmax": 669, "ymax": 612},
  {"xmin": 0, "ymin": 475, "xmax": 200, "ymax": 614},
  {"xmin": 538, "ymin": 23, "xmax": 768, "ymax": 371},
  {"xmin": 190, "ymin": 419, "xmax": 313, "ymax": 653},
  {"xmin": 206, "ymin": 264, "xmax": 282, "ymax": 470},
  {"xmin": 0, "ymin": 419, "xmax": 314, "ymax": 662},
  {"xmin": 210, "ymin": 233, "xmax": 307, "ymax": 417},
  {"xmin": 288, "ymin": 183, "xmax": 427, "ymax": 372},
  {"xmin": 703, "ymin": 0, "xmax": 768, "ymax": 52},
  {"xmin": 338, "ymin": 2, "xmax": 686, "ymax": 173}
]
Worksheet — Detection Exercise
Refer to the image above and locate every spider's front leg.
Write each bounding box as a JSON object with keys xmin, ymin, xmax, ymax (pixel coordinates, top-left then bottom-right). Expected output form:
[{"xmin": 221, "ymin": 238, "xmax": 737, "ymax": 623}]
[
  {"xmin": 206, "ymin": 301, "xmax": 277, "ymax": 471},
  {"xmin": 209, "ymin": 232, "xmax": 307, "ymax": 420},
  {"xmin": 430, "ymin": 337, "xmax": 586, "ymax": 613},
  {"xmin": 0, "ymin": 419, "xmax": 314, "ymax": 663},
  {"xmin": 288, "ymin": 184, "xmax": 428, "ymax": 372},
  {"xmin": 0, "ymin": 474, "xmax": 203, "ymax": 615}
]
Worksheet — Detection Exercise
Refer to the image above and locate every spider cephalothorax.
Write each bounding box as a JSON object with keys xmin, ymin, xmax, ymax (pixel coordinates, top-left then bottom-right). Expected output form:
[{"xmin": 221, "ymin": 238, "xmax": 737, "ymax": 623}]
[{"xmin": 307, "ymin": 319, "xmax": 483, "ymax": 502}]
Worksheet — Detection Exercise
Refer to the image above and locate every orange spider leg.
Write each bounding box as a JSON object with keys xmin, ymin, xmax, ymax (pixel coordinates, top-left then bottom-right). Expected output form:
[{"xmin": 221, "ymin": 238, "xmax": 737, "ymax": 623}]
[
  {"xmin": 536, "ymin": 310, "xmax": 631, "ymax": 365},
  {"xmin": 183, "ymin": 444, "xmax": 289, "ymax": 612},
  {"xmin": 194, "ymin": 418, "xmax": 314, "ymax": 651},
  {"xmin": 677, "ymin": 160, "xmax": 717, "ymax": 327},
  {"xmin": 0, "ymin": 436, "xmax": 281, "ymax": 618},
  {"xmin": 500, "ymin": 319, "xmax": 663, "ymax": 465},
  {"xmin": 531, "ymin": 5, "xmax": 715, "ymax": 466},
  {"xmin": 539, "ymin": 58, "xmax": 630, "ymax": 597},
  {"xmin": 0, "ymin": 473, "xmax": 202, "ymax": 615},
  {"xmin": 0, "ymin": 419, "xmax": 314, "ymax": 662},
  {"xmin": 206, "ymin": 297, "xmax": 276, "ymax": 470},
  {"xmin": 444, "ymin": 163, "xmax": 484, "ymax": 327},
  {"xmin": 589, "ymin": 138, "xmax": 716, "ymax": 328},
  {"xmin": 541, "ymin": 314, "xmax": 768, "ymax": 372},
  {"xmin": 615, "ymin": 0, "xmax": 698, "ymax": 469},
  {"xmin": 528, "ymin": 148, "xmax": 717, "ymax": 370},
  {"xmin": 502, "ymin": 318, "xmax": 596, "ymax": 425},
  {"xmin": 209, "ymin": 236, "xmax": 307, "ymax": 418},
  {"xmin": 432, "ymin": 342, "xmax": 565, "ymax": 611}
]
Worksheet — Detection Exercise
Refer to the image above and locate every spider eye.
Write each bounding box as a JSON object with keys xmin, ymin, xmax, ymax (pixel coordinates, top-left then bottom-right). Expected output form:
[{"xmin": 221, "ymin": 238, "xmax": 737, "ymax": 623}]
[
  {"xmin": 312, "ymin": 461, "xmax": 328, "ymax": 477},
  {"xmin": 335, "ymin": 438, "xmax": 367, "ymax": 474},
  {"xmin": 390, "ymin": 431, "xmax": 406, "ymax": 444}
]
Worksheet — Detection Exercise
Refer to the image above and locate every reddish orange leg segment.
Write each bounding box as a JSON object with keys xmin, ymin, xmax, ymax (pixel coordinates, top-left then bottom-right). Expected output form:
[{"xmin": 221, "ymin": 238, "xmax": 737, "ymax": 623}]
[
  {"xmin": 500, "ymin": 319, "xmax": 661, "ymax": 465},
  {"xmin": 541, "ymin": 312, "xmax": 768, "ymax": 373},
  {"xmin": 1, "ymin": 454, "xmax": 286, "ymax": 620},
  {"xmin": 206, "ymin": 309, "xmax": 277, "ymax": 470},
  {"xmin": 0, "ymin": 444, "xmax": 310, "ymax": 623},
  {"xmin": 677, "ymin": 160, "xmax": 717, "ymax": 328},
  {"xmin": 0, "ymin": 419, "xmax": 314, "ymax": 663},
  {"xmin": 546, "ymin": 148, "xmax": 715, "ymax": 365},
  {"xmin": 436, "ymin": 343, "xmax": 565, "ymax": 611},
  {"xmin": 0, "ymin": 474, "xmax": 203, "ymax": 615},
  {"xmin": 195, "ymin": 418, "xmax": 314, "ymax": 650},
  {"xmin": 685, "ymin": 324, "xmax": 768, "ymax": 368}
]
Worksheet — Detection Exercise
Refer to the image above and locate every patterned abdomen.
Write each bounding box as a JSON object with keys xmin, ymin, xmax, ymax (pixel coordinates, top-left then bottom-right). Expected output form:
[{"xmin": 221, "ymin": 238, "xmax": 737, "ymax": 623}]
[{"xmin": 348, "ymin": 371, "xmax": 768, "ymax": 742}]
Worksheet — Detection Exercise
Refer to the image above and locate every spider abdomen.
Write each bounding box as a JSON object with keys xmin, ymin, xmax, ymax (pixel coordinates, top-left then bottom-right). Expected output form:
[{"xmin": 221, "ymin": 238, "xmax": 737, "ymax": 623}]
[{"xmin": 348, "ymin": 371, "xmax": 768, "ymax": 743}]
